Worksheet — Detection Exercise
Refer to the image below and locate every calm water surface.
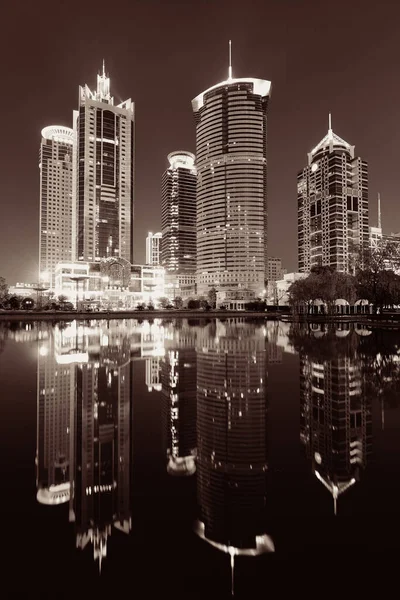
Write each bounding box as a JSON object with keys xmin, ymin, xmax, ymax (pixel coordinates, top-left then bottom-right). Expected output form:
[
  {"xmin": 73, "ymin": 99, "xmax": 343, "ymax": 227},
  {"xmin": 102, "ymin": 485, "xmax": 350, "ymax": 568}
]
[{"xmin": 1, "ymin": 318, "xmax": 400, "ymax": 598}]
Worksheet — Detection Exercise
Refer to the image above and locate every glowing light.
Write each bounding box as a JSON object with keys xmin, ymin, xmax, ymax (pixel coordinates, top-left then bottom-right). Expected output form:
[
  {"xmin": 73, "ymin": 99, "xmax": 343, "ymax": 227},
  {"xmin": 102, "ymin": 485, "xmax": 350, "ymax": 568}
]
[
  {"xmin": 41, "ymin": 125, "xmax": 74, "ymax": 144},
  {"xmin": 39, "ymin": 346, "xmax": 48, "ymax": 357}
]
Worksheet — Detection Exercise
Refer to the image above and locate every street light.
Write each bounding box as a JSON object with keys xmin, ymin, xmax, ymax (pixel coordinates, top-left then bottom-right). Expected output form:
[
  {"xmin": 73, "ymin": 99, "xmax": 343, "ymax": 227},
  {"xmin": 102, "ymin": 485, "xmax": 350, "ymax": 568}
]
[{"xmin": 33, "ymin": 285, "xmax": 49, "ymax": 309}]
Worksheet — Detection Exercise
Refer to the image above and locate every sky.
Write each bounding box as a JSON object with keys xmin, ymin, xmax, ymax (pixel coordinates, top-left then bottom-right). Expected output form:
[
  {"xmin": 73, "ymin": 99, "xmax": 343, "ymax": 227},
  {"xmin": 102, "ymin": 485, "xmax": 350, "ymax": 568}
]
[{"xmin": 1, "ymin": 0, "xmax": 400, "ymax": 284}]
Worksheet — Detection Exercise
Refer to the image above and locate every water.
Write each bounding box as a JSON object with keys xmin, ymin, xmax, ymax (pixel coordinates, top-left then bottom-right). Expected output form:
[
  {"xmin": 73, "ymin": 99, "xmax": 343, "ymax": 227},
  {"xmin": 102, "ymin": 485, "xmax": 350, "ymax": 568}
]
[{"xmin": 1, "ymin": 317, "xmax": 399, "ymax": 598}]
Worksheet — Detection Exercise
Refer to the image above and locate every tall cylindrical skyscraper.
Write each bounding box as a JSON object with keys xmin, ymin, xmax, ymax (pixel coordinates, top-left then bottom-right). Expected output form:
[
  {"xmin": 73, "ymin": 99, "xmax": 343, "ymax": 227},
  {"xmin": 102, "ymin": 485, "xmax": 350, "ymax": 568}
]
[
  {"xmin": 192, "ymin": 61, "xmax": 271, "ymax": 296},
  {"xmin": 161, "ymin": 151, "xmax": 197, "ymax": 297},
  {"xmin": 39, "ymin": 126, "xmax": 74, "ymax": 288}
]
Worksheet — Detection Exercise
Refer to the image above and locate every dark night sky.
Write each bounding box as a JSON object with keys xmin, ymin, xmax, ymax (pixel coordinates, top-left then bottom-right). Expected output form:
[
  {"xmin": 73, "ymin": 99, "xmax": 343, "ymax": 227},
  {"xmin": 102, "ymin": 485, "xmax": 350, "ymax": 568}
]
[{"xmin": 1, "ymin": 0, "xmax": 400, "ymax": 284}]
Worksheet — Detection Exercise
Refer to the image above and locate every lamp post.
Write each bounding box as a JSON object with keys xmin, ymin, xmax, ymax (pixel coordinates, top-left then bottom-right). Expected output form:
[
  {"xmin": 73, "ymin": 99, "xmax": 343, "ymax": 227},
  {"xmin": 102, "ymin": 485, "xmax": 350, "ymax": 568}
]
[{"xmin": 69, "ymin": 276, "xmax": 89, "ymax": 310}]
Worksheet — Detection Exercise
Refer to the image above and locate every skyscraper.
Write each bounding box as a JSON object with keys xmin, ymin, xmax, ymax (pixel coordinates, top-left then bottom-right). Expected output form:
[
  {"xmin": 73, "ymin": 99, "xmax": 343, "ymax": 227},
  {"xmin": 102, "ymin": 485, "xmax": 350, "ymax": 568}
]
[
  {"xmin": 73, "ymin": 63, "xmax": 135, "ymax": 263},
  {"xmin": 297, "ymin": 116, "xmax": 369, "ymax": 274},
  {"xmin": 146, "ymin": 231, "xmax": 162, "ymax": 265},
  {"xmin": 161, "ymin": 151, "xmax": 197, "ymax": 295},
  {"xmin": 39, "ymin": 126, "xmax": 74, "ymax": 288},
  {"xmin": 192, "ymin": 48, "xmax": 271, "ymax": 296}
]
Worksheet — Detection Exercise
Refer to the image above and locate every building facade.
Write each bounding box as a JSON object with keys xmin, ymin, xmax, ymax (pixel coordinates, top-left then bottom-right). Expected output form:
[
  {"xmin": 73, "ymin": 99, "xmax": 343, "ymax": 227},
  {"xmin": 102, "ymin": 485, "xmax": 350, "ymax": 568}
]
[
  {"xmin": 267, "ymin": 257, "xmax": 285, "ymax": 282},
  {"xmin": 192, "ymin": 71, "xmax": 271, "ymax": 296},
  {"xmin": 39, "ymin": 126, "xmax": 74, "ymax": 288},
  {"xmin": 146, "ymin": 231, "xmax": 162, "ymax": 265},
  {"xmin": 297, "ymin": 119, "xmax": 369, "ymax": 274},
  {"xmin": 161, "ymin": 151, "xmax": 197, "ymax": 297},
  {"xmin": 73, "ymin": 64, "xmax": 134, "ymax": 264},
  {"xmin": 54, "ymin": 258, "xmax": 164, "ymax": 308}
]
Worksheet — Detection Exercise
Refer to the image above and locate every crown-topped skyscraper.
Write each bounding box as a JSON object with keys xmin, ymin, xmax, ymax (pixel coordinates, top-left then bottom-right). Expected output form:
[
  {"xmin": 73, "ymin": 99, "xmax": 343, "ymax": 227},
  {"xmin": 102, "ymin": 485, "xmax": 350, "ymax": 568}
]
[
  {"xmin": 192, "ymin": 43, "xmax": 271, "ymax": 296},
  {"xmin": 297, "ymin": 115, "xmax": 369, "ymax": 273},
  {"xmin": 72, "ymin": 63, "xmax": 135, "ymax": 263}
]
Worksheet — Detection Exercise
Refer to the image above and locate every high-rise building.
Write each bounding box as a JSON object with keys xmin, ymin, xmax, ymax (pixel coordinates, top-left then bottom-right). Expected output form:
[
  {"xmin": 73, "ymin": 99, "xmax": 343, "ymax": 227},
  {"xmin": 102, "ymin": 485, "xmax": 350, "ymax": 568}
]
[
  {"xmin": 146, "ymin": 231, "xmax": 162, "ymax": 265},
  {"xmin": 267, "ymin": 257, "xmax": 285, "ymax": 282},
  {"xmin": 192, "ymin": 54, "xmax": 271, "ymax": 296},
  {"xmin": 297, "ymin": 116, "xmax": 369, "ymax": 274},
  {"xmin": 161, "ymin": 151, "xmax": 197, "ymax": 296},
  {"xmin": 39, "ymin": 126, "xmax": 74, "ymax": 288},
  {"xmin": 73, "ymin": 63, "xmax": 135, "ymax": 263}
]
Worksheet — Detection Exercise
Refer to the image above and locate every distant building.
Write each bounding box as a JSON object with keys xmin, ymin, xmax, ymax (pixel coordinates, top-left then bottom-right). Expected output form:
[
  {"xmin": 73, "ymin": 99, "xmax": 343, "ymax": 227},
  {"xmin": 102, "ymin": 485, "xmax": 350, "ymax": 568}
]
[
  {"xmin": 216, "ymin": 289, "xmax": 255, "ymax": 310},
  {"xmin": 192, "ymin": 62, "xmax": 271, "ymax": 297},
  {"xmin": 39, "ymin": 126, "xmax": 74, "ymax": 288},
  {"xmin": 161, "ymin": 151, "xmax": 197, "ymax": 298},
  {"xmin": 8, "ymin": 282, "xmax": 40, "ymax": 298},
  {"xmin": 73, "ymin": 64, "xmax": 134, "ymax": 264},
  {"xmin": 267, "ymin": 257, "xmax": 286, "ymax": 282},
  {"xmin": 297, "ymin": 116, "xmax": 369, "ymax": 274},
  {"xmin": 146, "ymin": 232, "xmax": 162, "ymax": 265},
  {"xmin": 274, "ymin": 272, "xmax": 307, "ymax": 305}
]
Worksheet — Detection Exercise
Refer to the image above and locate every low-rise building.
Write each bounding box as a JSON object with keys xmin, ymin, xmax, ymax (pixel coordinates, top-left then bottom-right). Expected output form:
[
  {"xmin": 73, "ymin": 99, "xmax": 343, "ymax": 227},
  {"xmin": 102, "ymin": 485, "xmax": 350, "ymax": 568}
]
[
  {"xmin": 274, "ymin": 272, "xmax": 307, "ymax": 305},
  {"xmin": 54, "ymin": 258, "xmax": 164, "ymax": 308},
  {"xmin": 216, "ymin": 289, "xmax": 255, "ymax": 310}
]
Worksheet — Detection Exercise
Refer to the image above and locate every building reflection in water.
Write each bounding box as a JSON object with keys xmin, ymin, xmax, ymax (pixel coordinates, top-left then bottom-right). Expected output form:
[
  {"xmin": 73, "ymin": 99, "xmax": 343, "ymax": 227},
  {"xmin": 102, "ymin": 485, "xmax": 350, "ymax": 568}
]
[
  {"xmin": 161, "ymin": 345, "xmax": 197, "ymax": 476},
  {"xmin": 194, "ymin": 319, "xmax": 274, "ymax": 592},
  {"xmin": 36, "ymin": 320, "xmax": 149, "ymax": 569},
  {"xmin": 36, "ymin": 332, "xmax": 72, "ymax": 506},
  {"xmin": 297, "ymin": 323, "xmax": 372, "ymax": 514}
]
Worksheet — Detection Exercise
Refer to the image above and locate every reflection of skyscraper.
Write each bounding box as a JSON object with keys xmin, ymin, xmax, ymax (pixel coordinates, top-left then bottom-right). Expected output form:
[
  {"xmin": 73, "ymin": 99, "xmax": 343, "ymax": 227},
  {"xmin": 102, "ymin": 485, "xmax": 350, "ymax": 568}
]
[
  {"xmin": 145, "ymin": 356, "xmax": 162, "ymax": 392},
  {"xmin": 161, "ymin": 348, "xmax": 197, "ymax": 475},
  {"xmin": 36, "ymin": 332, "xmax": 74, "ymax": 505},
  {"xmin": 299, "ymin": 330, "xmax": 372, "ymax": 514},
  {"xmin": 195, "ymin": 321, "xmax": 274, "ymax": 590},
  {"xmin": 71, "ymin": 338, "xmax": 133, "ymax": 568},
  {"xmin": 36, "ymin": 322, "xmax": 134, "ymax": 568}
]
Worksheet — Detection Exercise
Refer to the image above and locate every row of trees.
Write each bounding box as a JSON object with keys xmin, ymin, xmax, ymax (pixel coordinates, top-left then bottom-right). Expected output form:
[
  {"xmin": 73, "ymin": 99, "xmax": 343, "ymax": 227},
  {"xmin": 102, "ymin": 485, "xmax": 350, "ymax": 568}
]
[
  {"xmin": 0, "ymin": 278, "xmax": 73, "ymax": 311},
  {"xmin": 288, "ymin": 242, "xmax": 400, "ymax": 313}
]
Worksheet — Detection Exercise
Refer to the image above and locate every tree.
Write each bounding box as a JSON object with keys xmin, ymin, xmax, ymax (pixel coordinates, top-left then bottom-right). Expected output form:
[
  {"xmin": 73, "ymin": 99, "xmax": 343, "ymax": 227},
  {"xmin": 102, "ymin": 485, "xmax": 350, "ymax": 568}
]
[
  {"xmin": 288, "ymin": 267, "xmax": 357, "ymax": 314},
  {"xmin": 58, "ymin": 294, "xmax": 68, "ymax": 304},
  {"xmin": 158, "ymin": 297, "xmax": 170, "ymax": 309},
  {"xmin": 22, "ymin": 297, "xmax": 35, "ymax": 310},
  {"xmin": 147, "ymin": 302, "xmax": 155, "ymax": 310},
  {"xmin": 173, "ymin": 296, "xmax": 183, "ymax": 309},
  {"xmin": 8, "ymin": 295, "xmax": 22, "ymax": 310},
  {"xmin": 187, "ymin": 299, "xmax": 200, "ymax": 309},
  {"xmin": 0, "ymin": 277, "xmax": 8, "ymax": 306},
  {"xmin": 208, "ymin": 287, "xmax": 217, "ymax": 309}
]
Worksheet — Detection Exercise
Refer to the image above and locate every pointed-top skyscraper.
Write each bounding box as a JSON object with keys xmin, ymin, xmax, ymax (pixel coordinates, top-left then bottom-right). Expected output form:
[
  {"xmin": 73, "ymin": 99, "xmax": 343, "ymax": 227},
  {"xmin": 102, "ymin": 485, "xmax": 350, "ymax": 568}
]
[
  {"xmin": 192, "ymin": 43, "xmax": 271, "ymax": 296},
  {"xmin": 297, "ymin": 115, "xmax": 369, "ymax": 273},
  {"xmin": 73, "ymin": 63, "xmax": 135, "ymax": 263}
]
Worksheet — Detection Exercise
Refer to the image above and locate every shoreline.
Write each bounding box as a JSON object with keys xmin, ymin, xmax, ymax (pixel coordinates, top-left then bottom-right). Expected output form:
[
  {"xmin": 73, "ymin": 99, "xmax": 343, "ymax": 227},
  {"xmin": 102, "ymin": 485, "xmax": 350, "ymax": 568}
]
[{"xmin": 0, "ymin": 309, "xmax": 399, "ymax": 327}]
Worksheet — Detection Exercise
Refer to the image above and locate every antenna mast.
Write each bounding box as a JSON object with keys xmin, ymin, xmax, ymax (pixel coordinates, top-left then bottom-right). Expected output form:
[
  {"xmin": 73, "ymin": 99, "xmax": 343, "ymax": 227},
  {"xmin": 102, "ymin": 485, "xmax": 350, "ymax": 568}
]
[
  {"xmin": 228, "ymin": 40, "xmax": 233, "ymax": 80},
  {"xmin": 378, "ymin": 192, "xmax": 382, "ymax": 229}
]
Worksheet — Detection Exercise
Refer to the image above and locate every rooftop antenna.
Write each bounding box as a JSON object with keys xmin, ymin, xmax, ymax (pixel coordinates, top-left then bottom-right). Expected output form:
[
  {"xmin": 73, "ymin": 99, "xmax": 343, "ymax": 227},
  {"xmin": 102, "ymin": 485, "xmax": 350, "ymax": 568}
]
[
  {"xmin": 102, "ymin": 59, "xmax": 106, "ymax": 77},
  {"xmin": 378, "ymin": 192, "xmax": 382, "ymax": 229},
  {"xmin": 228, "ymin": 40, "xmax": 233, "ymax": 81},
  {"xmin": 328, "ymin": 112, "xmax": 332, "ymax": 132}
]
